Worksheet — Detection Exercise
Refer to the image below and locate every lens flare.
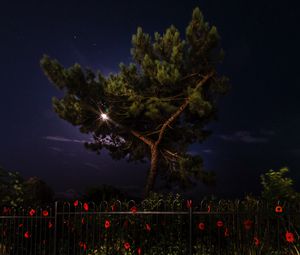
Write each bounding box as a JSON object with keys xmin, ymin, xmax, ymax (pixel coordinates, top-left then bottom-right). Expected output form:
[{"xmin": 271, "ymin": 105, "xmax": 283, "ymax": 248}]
[{"xmin": 100, "ymin": 113, "xmax": 109, "ymax": 121}]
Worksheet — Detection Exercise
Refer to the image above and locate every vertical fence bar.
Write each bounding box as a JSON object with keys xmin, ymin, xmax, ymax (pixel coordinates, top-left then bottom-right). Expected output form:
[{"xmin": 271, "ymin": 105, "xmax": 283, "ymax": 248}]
[
  {"xmin": 189, "ymin": 205, "xmax": 192, "ymax": 255},
  {"xmin": 53, "ymin": 201, "xmax": 58, "ymax": 255}
]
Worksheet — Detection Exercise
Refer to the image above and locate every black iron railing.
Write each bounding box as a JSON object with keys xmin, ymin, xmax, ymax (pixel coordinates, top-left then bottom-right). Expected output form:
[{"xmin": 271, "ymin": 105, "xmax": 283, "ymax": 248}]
[{"xmin": 0, "ymin": 200, "xmax": 299, "ymax": 254}]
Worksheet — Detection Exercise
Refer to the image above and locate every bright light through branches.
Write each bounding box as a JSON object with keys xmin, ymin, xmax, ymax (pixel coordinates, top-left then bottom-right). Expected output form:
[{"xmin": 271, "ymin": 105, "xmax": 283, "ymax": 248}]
[{"xmin": 100, "ymin": 113, "xmax": 109, "ymax": 121}]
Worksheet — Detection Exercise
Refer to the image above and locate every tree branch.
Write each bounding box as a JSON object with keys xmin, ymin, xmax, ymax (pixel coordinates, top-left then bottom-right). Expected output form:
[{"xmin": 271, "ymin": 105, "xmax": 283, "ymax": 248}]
[
  {"xmin": 155, "ymin": 71, "xmax": 214, "ymax": 146},
  {"xmin": 131, "ymin": 130, "xmax": 154, "ymax": 147},
  {"xmin": 145, "ymin": 130, "xmax": 161, "ymax": 137},
  {"xmin": 130, "ymin": 71, "xmax": 214, "ymax": 149},
  {"xmin": 163, "ymin": 149, "xmax": 184, "ymax": 160},
  {"xmin": 181, "ymin": 72, "xmax": 200, "ymax": 81}
]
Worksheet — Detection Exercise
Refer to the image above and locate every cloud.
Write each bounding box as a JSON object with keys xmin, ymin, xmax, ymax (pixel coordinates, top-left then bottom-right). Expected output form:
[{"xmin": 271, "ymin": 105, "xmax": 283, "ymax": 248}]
[
  {"xmin": 44, "ymin": 136, "xmax": 89, "ymax": 143},
  {"xmin": 219, "ymin": 131, "xmax": 268, "ymax": 143},
  {"xmin": 202, "ymin": 149, "xmax": 213, "ymax": 154},
  {"xmin": 187, "ymin": 150, "xmax": 198, "ymax": 156},
  {"xmin": 260, "ymin": 129, "xmax": 276, "ymax": 136},
  {"xmin": 45, "ymin": 135, "xmax": 125, "ymax": 148},
  {"xmin": 187, "ymin": 149, "xmax": 213, "ymax": 155},
  {"xmin": 84, "ymin": 162, "xmax": 101, "ymax": 170},
  {"xmin": 291, "ymin": 149, "xmax": 300, "ymax": 157},
  {"xmin": 49, "ymin": 147, "xmax": 63, "ymax": 152}
]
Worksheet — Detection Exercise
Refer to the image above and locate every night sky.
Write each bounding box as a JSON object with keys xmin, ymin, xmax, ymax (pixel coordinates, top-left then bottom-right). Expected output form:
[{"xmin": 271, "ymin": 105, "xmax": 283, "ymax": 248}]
[{"xmin": 1, "ymin": 0, "xmax": 300, "ymax": 198}]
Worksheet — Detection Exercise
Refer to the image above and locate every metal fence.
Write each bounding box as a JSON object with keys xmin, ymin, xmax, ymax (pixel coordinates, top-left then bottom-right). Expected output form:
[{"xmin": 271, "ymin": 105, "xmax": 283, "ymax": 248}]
[{"xmin": 1, "ymin": 200, "xmax": 300, "ymax": 255}]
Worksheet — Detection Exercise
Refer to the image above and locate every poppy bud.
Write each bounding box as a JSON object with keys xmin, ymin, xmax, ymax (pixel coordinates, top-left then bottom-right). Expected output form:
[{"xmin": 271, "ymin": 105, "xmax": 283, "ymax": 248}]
[
  {"xmin": 186, "ymin": 200, "xmax": 192, "ymax": 208},
  {"xmin": 24, "ymin": 231, "xmax": 31, "ymax": 238},
  {"xmin": 137, "ymin": 247, "xmax": 142, "ymax": 255},
  {"xmin": 146, "ymin": 223, "xmax": 151, "ymax": 232},
  {"xmin": 130, "ymin": 206, "xmax": 137, "ymax": 214},
  {"xmin": 83, "ymin": 203, "xmax": 89, "ymax": 211},
  {"xmin": 74, "ymin": 200, "xmax": 79, "ymax": 207},
  {"xmin": 254, "ymin": 236, "xmax": 260, "ymax": 246},
  {"xmin": 224, "ymin": 227, "xmax": 229, "ymax": 237},
  {"xmin": 243, "ymin": 219, "xmax": 253, "ymax": 230},
  {"xmin": 104, "ymin": 220, "xmax": 111, "ymax": 229}
]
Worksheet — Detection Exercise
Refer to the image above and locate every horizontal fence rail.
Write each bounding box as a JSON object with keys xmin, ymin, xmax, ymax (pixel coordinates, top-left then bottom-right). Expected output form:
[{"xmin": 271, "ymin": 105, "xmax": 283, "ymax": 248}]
[{"xmin": 1, "ymin": 200, "xmax": 300, "ymax": 255}]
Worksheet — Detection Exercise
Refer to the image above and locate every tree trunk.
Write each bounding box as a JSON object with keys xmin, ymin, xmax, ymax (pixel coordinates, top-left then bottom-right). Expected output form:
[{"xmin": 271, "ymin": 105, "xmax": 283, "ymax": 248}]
[{"xmin": 144, "ymin": 145, "xmax": 159, "ymax": 197}]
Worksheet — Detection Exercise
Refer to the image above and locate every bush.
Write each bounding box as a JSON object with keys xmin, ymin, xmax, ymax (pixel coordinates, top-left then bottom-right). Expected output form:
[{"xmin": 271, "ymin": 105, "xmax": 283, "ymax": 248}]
[{"xmin": 260, "ymin": 167, "xmax": 300, "ymax": 203}]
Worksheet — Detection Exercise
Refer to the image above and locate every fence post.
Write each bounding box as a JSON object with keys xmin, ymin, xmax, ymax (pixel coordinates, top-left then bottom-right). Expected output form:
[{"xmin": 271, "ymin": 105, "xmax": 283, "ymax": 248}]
[
  {"xmin": 53, "ymin": 201, "xmax": 58, "ymax": 255},
  {"xmin": 189, "ymin": 204, "xmax": 192, "ymax": 255}
]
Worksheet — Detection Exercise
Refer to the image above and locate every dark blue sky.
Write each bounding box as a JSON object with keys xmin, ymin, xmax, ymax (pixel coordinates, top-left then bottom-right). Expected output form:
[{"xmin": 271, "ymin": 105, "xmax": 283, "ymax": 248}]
[{"xmin": 1, "ymin": 0, "xmax": 300, "ymax": 198}]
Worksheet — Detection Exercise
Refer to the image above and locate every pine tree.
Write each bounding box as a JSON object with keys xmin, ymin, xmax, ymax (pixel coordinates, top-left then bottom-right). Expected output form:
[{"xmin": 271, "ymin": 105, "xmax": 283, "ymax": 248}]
[{"xmin": 41, "ymin": 7, "xmax": 229, "ymax": 196}]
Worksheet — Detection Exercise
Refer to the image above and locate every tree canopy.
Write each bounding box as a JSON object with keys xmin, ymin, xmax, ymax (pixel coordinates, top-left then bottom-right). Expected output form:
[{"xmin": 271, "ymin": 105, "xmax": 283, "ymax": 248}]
[
  {"xmin": 41, "ymin": 7, "xmax": 229, "ymax": 196},
  {"xmin": 0, "ymin": 167, "xmax": 24, "ymax": 207},
  {"xmin": 83, "ymin": 184, "xmax": 126, "ymax": 203},
  {"xmin": 261, "ymin": 167, "xmax": 300, "ymax": 203},
  {"xmin": 23, "ymin": 177, "xmax": 54, "ymax": 206},
  {"xmin": 0, "ymin": 167, "xmax": 54, "ymax": 207}
]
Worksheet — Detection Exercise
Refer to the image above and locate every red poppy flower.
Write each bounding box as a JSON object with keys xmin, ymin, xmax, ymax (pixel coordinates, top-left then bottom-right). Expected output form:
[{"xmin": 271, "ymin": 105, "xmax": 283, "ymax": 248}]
[
  {"xmin": 216, "ymin": 220, "xmax": 224, "ymax": 228},
  {"xmin": 243, "ymin": 219, "xmax": 253, "ymax": 230},
  {"xmin": 3, "ymin": 207, "xmax": 11, "ymax": 214},
  {"xmin": 146, "ymin": 223, "xmax": 151, "ymax": 232},
  {"xmin": 286, "ymin": 231, "xmax": 295, "ymax": 243},
  {"xmin": 48, "ymin": 221, "xmax": 53, "ymax": 229},
  {"xmin": 130, "ymin": 206, "xmax": 137, "ymax": 214},
  {"xmin": 83, "ymin": 203, "xmax": 89, "ymax": 211},
  {"xmin": 198, "ymin": 222, "xmax": 205, "ymax": 231},
  {"xmin": 79, "ymin": 241, "xmax": 87, "ymax": 250},
  {"xmin": 124, "ymin": 242, "xmax": 130, "ymax": 250},
  {"xmin": 42, "ymin": 210, "xmax": 49, "ymax": 217},
  {"xmin": 111, "ymin": 204, "xmax": 116, "ymax": 211},
  {"xmin": 254, "ymin": 236, "xmax": 260, "ymax": 246},
  {"xmin": 224, "ymin": 227, "xmax": 229, "ymax": 237},
  {"xmin": 81, "ymin": 217, "xmax": 85, "ymax": 225},
  {"xmin": 207, "ymin": 205, "xmax": 211, "ymax": 213},
  {"xmin": 19, "ymin": 223, "xmax": 23, "ymax": 228},
  {"xmin": 186, "ymin": 200, "xmax": 192, "ymax": 208},
  {"xmin": 275, "ymin": 205, "xmax": 283, "ymax": 213},
  {"xmin": 29, "ymin": 209, "xmax": 36, "ymax": 216},
  {"xmin": 73, "ymin": 200, "xmax": 79, "ymax": 207},
  {"xmin": 104, "ymin": 220, "xmax": 111, "ymax": 229},
  {"xmin": 24, "ymin": 231, "xmax": 31, "ymax": 239},
  {"xmin": 137, "ymin": 247, "xmax": 142, "ymax": 255}
]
